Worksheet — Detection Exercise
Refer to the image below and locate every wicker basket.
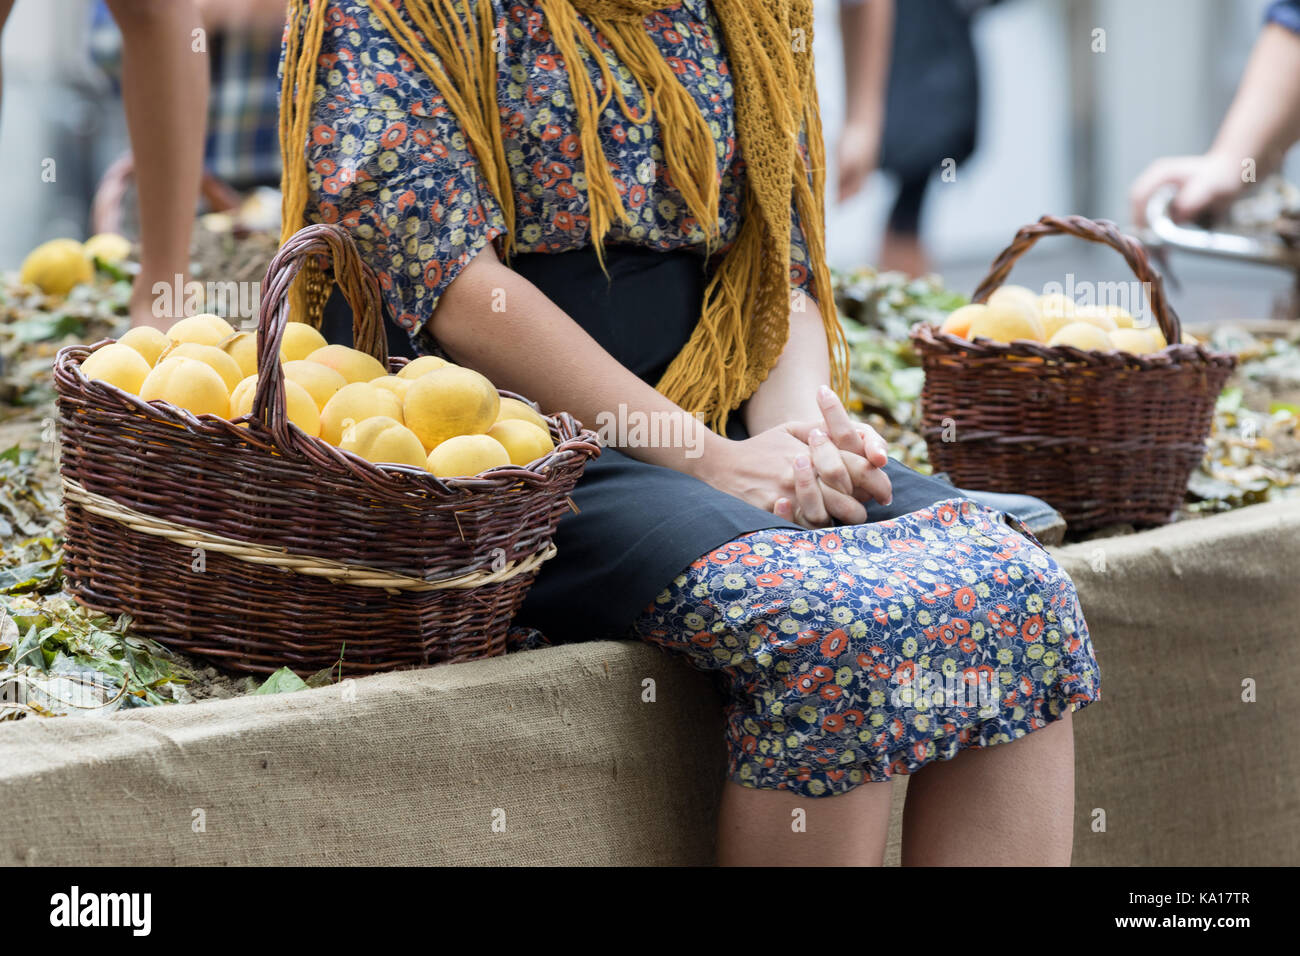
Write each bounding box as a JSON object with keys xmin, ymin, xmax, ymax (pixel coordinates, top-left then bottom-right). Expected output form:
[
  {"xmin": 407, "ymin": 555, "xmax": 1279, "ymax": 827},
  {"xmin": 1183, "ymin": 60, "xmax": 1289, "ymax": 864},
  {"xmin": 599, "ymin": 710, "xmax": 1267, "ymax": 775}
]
[
  {"xmin": 54, "ymin": 223, "xmax": 600, "ymax": 675},
  {"xmin": 911, "ymin": 215, "xmax": 1237, "ymax": 531}
]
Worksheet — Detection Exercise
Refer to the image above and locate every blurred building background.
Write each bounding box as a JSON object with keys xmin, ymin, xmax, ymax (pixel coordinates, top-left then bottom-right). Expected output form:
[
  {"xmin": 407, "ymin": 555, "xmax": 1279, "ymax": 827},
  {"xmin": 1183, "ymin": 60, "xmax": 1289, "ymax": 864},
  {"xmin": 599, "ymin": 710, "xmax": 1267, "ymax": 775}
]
[{"xmin": 1, "ymin": 0, "xmax": 1296, "ymax": 321}]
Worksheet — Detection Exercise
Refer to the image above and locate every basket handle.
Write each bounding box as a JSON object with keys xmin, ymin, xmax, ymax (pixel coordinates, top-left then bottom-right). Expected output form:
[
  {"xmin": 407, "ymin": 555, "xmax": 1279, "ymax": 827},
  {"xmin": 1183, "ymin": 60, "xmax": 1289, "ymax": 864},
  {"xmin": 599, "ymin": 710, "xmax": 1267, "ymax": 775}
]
[
  {"xmin": 970, "ymin": 214, "xmax": 1182, "ymax": 346},
  {"xmin": 252, "ymin": 223, "xmax": 388, "ymax": 449}
]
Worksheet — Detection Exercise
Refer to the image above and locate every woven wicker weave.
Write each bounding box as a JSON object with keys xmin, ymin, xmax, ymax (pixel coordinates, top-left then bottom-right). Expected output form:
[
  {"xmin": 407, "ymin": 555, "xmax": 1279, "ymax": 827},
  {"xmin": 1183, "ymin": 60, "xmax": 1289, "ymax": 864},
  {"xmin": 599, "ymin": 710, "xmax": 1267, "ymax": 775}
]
[
  {"xmin": 54, "ymin": 223, "xmax": 600, "ymax": 675},
  {"xmin": 911, "ymin": 215, "xmax": 1236, "ymax": 531}
]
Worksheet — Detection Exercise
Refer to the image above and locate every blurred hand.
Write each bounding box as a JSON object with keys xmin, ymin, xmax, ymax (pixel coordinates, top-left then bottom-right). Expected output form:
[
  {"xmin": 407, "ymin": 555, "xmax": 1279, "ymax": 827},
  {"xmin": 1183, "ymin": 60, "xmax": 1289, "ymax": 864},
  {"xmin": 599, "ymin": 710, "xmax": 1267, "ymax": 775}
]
[
  {"xmin": 1129, "ymin": 152, "xmax": 1246, "ymax": 227},
  {"xmin": 836, "ymin": 120, "xmax": 880, "ymax": 203}
]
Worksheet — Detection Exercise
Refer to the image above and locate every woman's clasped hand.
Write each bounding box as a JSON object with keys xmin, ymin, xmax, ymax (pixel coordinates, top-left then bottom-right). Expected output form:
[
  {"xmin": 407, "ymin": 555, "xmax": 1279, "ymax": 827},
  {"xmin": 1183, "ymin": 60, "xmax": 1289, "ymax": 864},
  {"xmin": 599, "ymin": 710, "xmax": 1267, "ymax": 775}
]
[{"xmin": 696, "ymin": 385, "xmax": 894, "ymax": 530}]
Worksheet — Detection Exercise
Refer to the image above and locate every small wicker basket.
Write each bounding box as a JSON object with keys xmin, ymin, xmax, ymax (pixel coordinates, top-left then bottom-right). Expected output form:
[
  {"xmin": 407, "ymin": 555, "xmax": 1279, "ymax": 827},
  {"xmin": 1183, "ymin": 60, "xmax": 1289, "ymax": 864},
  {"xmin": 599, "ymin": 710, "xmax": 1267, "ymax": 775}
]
[
  {"xmin": 911, "ymin": 214, "xmax": 1236, "ymax": 531},
  {"xmin": 54, "ymin": 223, "xmax": 600, "ymax": 675}
]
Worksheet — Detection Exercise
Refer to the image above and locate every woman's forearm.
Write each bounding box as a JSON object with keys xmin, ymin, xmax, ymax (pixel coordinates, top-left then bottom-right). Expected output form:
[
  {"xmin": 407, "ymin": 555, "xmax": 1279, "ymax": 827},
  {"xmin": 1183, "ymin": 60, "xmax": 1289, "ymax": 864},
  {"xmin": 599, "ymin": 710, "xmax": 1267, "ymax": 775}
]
[
  {"xmin": 1210, "ymin": 23, "xmax": 1300, "ymax": 171},
  {"xmin": 107, "ymin": 0, "xmax": 208, "ymax": 326},
  {"xmin": 432, "ymin": 246, "xmax": 723, "ymax": 473},
  {"xmin": 742, "ymin": 300, "xmax": 834, "ymax": 434}
]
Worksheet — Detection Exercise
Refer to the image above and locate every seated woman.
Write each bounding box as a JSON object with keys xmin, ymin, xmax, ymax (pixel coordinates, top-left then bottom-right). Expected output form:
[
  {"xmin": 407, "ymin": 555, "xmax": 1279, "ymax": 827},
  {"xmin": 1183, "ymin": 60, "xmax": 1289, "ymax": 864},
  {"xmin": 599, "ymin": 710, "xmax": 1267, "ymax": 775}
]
[{"xmin": 279, "ymin": 0, "xmax": 1099, "ymax": 866}]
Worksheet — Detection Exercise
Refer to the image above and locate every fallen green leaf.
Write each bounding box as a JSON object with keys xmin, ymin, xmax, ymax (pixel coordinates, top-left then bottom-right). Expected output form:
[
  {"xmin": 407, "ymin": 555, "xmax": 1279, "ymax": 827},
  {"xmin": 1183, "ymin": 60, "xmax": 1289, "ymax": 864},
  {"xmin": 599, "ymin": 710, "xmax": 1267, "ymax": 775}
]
[
  {"xmin": 0, "ymin": 557, "xmax": 61, "ymax": 595},
  {"xmin": 253, "ymin": 666, "xmax": 309, "ymax": 696},
  {"xmin": 10, "ymin": 313, "xmax": 86, "ymax": 343}
]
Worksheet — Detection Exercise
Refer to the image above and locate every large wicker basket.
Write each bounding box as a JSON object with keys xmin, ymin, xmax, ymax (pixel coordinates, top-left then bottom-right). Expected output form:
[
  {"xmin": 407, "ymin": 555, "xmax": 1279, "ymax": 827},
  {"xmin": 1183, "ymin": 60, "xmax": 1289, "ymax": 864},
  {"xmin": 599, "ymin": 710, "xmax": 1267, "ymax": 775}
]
[
  {"xmin": 54, "ymin": 223, "xmax": 600, "ymax": 675},
  {"xmin": 911, "ymin": 215, "xmax": 1237, "ymax": 531}
]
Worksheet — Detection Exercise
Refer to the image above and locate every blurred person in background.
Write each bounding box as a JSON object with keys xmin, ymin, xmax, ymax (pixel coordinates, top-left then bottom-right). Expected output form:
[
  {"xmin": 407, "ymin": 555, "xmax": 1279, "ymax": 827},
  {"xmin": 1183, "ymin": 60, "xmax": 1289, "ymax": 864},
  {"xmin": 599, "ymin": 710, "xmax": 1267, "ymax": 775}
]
[
  {"xmin": 834, "ymin": 0, "xmax": 891, "ymax": 205},
  {"xmin": 0, "ymin": 0, "xmax": 208, "ymax": 330},
  {"xmin": 90, "ymin": 0, "xmax": 286, "ymax": 195},
  {"xmin": 837, "ymin": 0, "xmax": 986, "ymax": 277},
  {"xmin": 1131, "ymin": 1, "xmax": 1300, "ymax": 227}
]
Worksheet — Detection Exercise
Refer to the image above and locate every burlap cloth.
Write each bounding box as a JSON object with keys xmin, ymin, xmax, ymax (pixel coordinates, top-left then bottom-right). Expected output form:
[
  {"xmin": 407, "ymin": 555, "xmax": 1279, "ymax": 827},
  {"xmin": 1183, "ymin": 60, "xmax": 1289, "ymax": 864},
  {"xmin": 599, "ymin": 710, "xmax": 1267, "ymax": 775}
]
[{"xmin": 3, "ymin": 499, "xmax": 1298, "ymax": 865}]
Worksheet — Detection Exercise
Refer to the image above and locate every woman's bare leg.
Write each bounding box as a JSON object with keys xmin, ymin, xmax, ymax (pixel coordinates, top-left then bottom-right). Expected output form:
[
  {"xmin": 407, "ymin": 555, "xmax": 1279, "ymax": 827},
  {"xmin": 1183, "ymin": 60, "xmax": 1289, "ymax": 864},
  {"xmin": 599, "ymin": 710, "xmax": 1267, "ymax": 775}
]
[
  {"xmin": 717, "ymin": 778, "xmax": 893, "ymax": 866},
  {"xmin": 900, "ymin": 710, "xmax": 1076, "ymax": 866},
  {"xmin": 105, "ymin": 0, "xmax": 208, "ymax": 329},
  {"xmin": 879, "ymin": 228, "xmax": 930, "ymax": 277}
]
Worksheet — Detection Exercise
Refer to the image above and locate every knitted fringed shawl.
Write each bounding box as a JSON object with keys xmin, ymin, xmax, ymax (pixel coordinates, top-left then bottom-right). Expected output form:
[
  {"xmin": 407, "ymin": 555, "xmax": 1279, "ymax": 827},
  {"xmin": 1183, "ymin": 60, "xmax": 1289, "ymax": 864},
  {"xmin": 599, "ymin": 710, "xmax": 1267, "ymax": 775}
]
[{"xmin": 280, "ymin": 0, "xmax": 848, "ymax": 431}]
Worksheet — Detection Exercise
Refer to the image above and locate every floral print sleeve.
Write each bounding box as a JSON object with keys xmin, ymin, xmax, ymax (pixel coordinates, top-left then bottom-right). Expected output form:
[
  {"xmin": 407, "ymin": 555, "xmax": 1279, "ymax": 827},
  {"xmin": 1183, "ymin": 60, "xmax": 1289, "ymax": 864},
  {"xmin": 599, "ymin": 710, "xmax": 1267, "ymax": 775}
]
[
  {"xmin": 302, "ymin": 7, "xmax": 509, "ymax": 333},
  {"xmin": 787, "ymin": 115, "xmax": 823, "ymax": 302}
]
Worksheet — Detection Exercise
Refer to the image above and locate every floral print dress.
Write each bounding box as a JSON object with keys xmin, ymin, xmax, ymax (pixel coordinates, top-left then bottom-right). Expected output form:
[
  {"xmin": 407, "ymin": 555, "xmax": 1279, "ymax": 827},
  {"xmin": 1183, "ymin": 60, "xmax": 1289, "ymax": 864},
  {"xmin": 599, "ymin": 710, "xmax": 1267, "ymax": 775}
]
[
  {"xmin": 296, "ymin": 0, "xmax": 1100, "ymax": 800},
  {"xmin": 634, "ymin": 501, "xmax": 1097, "ymax": 796}
]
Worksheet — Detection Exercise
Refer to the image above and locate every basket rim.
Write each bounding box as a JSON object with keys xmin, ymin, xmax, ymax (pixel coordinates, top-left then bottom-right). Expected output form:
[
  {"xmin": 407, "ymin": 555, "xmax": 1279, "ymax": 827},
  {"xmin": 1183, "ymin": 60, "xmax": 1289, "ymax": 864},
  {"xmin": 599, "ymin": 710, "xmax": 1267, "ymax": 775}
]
[
  {"xmin": 910, "ymin": 321, "xmax": 1238, "ymax": 371},
  {"xmin": 54, "ymin": 339, "xmax": 602, "ymax": 499}
]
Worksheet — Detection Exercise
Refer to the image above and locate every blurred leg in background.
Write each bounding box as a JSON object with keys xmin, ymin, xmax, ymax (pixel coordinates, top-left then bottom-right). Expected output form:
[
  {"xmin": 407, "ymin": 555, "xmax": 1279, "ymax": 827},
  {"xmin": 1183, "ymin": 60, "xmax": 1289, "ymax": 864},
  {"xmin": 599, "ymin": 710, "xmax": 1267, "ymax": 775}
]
[
  {"xmin": 881, "ymin": 174, "xmax": 930, "ymax": 277},
  {"xmin": 840, "ymin": 0, "xmax": 985, "ymax": 277},
  {"xmin": 102, "ymin": 0, "xmax": 209, "ymax": 328},
  {"xmin": 87, "ymin": 0, "xmax": 285, "ymax": 326}
]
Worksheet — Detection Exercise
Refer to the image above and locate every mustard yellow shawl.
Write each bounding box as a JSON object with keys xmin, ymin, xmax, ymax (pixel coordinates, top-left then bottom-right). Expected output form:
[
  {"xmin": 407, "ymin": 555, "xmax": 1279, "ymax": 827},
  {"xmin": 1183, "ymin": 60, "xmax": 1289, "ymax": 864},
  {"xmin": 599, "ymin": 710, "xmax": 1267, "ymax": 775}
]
[{"xmin": 280, "ymin": 0, "xmax": 848, "ymax": 431}]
